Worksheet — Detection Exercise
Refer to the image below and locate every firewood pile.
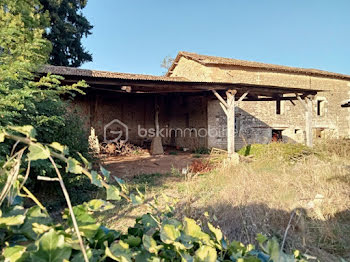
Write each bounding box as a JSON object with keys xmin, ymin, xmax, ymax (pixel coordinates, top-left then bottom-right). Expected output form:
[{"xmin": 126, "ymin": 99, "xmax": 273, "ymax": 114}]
[{"xmin": 100, "ymin": 141, "xmax": 145, "ymax": 156}]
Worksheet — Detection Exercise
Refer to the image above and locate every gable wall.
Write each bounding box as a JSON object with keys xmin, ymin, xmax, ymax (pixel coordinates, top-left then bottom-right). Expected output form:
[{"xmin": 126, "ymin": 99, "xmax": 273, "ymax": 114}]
[{"xmin": 171, "ymin": 57, "xmax": 350, "ymax": 149}]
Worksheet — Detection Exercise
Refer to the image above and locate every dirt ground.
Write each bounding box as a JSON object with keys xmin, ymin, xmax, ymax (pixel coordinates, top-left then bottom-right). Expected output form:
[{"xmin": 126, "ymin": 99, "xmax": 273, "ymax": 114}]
[{"xmin": 102, "ymin": 151, "xmax": 202, "ymax": 179}]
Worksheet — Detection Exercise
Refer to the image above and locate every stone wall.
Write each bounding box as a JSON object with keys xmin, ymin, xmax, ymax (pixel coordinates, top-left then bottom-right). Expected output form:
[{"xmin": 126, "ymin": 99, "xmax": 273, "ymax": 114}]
[
  {"xmin": 73, "ymin": 90, "xmax": 208, "ymax": 150},
  {"xmin": 171, "ymin": 57, "xmax": 350, "ymax": 150}
]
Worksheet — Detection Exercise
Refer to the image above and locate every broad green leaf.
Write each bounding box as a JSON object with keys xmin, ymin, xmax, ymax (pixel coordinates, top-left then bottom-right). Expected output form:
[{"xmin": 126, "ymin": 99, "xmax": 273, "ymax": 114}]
[
  {"xmin": 79, "ymin": 223, "xmax": 101, "ymax": 239},
  {"xmin": 106, "ymin": 241, "xmax": 132, "ymax": 262},
  {"xmin": 160, "ymin": 224, "xmax": 180, "ymax": 244},
  {"xmin": 9, "ymin": 126, "xmax": 36, "ymax": 138},
  {"xmin": 143, "ymin": 235, "xmax": 162, "ymax": 254},
  {"xmin": 124, "ymin": 235, "xmax": 141, "ymax": 247},
  {"xmin": 17, "ymin": 206, "xmax": 51, "ymax": 240},
  {"xmin": 30, "ymin": 229, "xmax": 72, "ymax": 262},
  {"xmin": 208, "ymin": 222, "xmax": 223, "ymax": 242},
  {"xmin": 3, "ymin": 245, "xmax": 26, "ymax": 262},
  {"xmin": 49, "ymin": 142, "xmax": 68, "ymax": 155},
  {"xmin": 66, "ymin": 157, "xmax": 83, "ymax": 174},
  {"xmin": 100, "ymin": 165, "xmax": 110, "ymax": 181},
  {"xmin": 91, "ymin": 171, "xmax": 103, "ymax": 188},
  {"xmin": 27, "ymin": 144, "xmax": 50, "ymax": 161},
  {"xmin": 194, "ymin": 245, "xmax": 217, "ymax": 262},
  {"xmin": 0, "ymin": 214, "xmax": 25, "ymax": 227},
  {"xmin": 87, "ymin": 199, "xmax": 115, "ymax": 212},
  {"xmin": 183, "ymin": 217, "xmax": 210, "ymax": 244},
  {"xmin": 32, "ymin": 223, "xmax": 51, "ymax": 235},
  {"xmin": 107, "ymin": 185, "xmax": 121, "ymax": 201}
]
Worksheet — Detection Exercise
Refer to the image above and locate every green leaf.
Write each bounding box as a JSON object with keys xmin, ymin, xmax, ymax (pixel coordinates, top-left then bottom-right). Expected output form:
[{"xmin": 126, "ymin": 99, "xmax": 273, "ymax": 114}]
[
  {"xmin": 77, "ymin": 152, "xmax": 91, "ymax": 169},
  {"xmin": 0, "ymin": 132, "xmax": 5, "ymax": 143},
  {"xmin": 87, "ymin": 199, "xmax": 115, "ymax": 212},
  {"xmin": 194, "ymin": 245, "xmax": 217, "ymax": 262},
  {"xmin": 9, "ymin": 126, "xmax": 36, "ymax": 138},
  {"xmin": 130, "ymin": 193, "xmax": 143, "ymax": 206},
  {"xmin": 256, "ymin": 233, "xmax": 268, "ymax": 244},
  {"xmin": 100, "ymin": 165, "xmax": 110, "ymax": 182},
  {"xmin": 124, "ymin": 235, "xmax": 141, "ymax": 247},
  {"xmin": 114, "ymin": 177, "xmax": 128, "ymax": 193},
  {"xmin": 106, "ymin": 241, "xmax": 132, "ymax": 262},
  {"xmin": 106, "ymin": 185, "xmax": 121, "ymax": 201},
  {"xmin": 3, "ymin": 245, "xmax": 26, "ymax": 262},
  {"xmin": 0, "ymin": 214, "xmax": 25, "ymax": 227},
  {"xmin": 27, "ymin": 144, "xmax": 50, "ymax": 161},
  {"xmin": 183, "ymin": 217, "xmax": 210, "ymax": 244},
  {"xmin": 208, "ymin": 222, "xmax": 223, "ymax": 242},
  {"xmin": 49, "ymin": 142, "xmax": 68, "ymax": 155},
  {"xmin": 66, "ymin": 157, "xmax": 83, "ymax": 174},
  {"xmin": 17, "ymin": 206, "xmax": 51, "ymax": 240},
  {"xmin": 30, "ymin": 229, "xmax": 72, "ymax": 262},
  {"xmin": 160, "ymin": 224, "xmax": 181, "ymax": 244},
  {"xmin": 143, "ymin": 235, "xmax": 162, "ymax": 254},
  {"xmin": 91, "ymin": 171, "xmax": 103, "ymax": 188}
]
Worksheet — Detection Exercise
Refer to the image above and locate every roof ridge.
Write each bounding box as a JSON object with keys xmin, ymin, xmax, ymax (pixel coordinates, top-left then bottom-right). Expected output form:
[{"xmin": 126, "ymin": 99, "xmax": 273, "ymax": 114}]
[{"xmin": 168, "ymin": 51, "xmax": 350, "ymax": 80}]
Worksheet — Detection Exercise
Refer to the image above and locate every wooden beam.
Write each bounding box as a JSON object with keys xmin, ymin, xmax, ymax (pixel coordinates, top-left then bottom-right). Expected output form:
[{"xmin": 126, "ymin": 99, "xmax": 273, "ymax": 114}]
[
  {"xmin": 219, "ymin": 102, "xmax": 228, "ymax": 115},
  {"xmin": 238, "ymin": 91, "xmax": 249, "ymax": 102},
  {"xmin": 212, "ymin": 90, "xmax": 228, "ymax": 108}
]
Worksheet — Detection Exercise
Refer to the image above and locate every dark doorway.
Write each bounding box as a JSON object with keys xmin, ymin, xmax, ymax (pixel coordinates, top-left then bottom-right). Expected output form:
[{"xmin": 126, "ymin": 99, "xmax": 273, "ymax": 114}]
[{"xmin": 272, "ymin": 129, "xmax": 283, "ymax": 142}]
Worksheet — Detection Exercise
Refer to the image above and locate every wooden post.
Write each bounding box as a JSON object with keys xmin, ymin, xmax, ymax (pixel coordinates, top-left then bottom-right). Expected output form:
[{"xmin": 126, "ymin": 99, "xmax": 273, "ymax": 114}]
[
  {"xmin": 150, "ymin": 98, "xmax": 164, "ymax": 155},
  {"xmin": 226, "ymin": 90, "xmax": 237, "ymax": 157},
  {"xmin": 305, "ymin": 97, "xmax": 313, "ymax": 147},
  {"xmin": 296, "ymin": 95, "xmax": 313, "ymax": 147}
]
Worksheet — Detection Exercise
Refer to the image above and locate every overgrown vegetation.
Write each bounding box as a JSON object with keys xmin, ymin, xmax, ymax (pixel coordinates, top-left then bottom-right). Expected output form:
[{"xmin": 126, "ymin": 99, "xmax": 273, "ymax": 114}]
[
  {"xmin": 0, "ymin": 0, "xmax": 92, "ymax": 207},
  {"xmin": 101, "ymin": 141, "xmax": 350, "ymax": 261},
  {"xmin": 0, "ymin": 127, "xmax": 308, "ymax": 261}
]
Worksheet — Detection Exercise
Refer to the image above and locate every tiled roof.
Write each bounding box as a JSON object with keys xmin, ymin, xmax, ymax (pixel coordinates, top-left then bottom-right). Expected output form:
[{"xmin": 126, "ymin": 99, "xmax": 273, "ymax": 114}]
[
  {"xmin": 41, "ymin": 65, "xmax": 188, "ymax": 82},
  {"xmin": 168, "ymin": 51, "xmax": 350, "ymax": 80}
]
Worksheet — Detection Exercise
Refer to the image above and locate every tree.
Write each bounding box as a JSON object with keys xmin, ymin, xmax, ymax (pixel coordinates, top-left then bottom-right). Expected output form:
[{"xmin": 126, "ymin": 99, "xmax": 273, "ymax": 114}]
[
  {"xmin": 161, "ymin": 55, "xmax": 174, "ymax": 72},
  {"xmin": 39, "ymin": 0, "xmax": 93, "ymax": 67}
]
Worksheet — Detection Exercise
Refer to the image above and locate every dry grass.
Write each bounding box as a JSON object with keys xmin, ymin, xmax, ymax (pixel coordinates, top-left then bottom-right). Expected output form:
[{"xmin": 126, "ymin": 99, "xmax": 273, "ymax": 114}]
[{"xmin": 98, "ymin": 140, "xmax": 350, "ymax": 261}]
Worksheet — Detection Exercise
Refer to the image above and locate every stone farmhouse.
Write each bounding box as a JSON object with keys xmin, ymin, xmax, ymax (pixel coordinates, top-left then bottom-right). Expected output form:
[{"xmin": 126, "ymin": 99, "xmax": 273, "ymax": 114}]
[{"xmin": 43, "ymin": 51, "xmax": 350, "ymax": 155}]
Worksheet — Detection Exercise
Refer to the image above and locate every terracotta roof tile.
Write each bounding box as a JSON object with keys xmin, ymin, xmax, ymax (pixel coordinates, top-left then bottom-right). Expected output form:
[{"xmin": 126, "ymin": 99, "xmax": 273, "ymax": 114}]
[
  {"xmin": 41, "ymin": 65, "xmax": 188, "ymax": 82},
  {"xmin": 169, "ymin": 51, "xmax": 350, "ymax": 80}
]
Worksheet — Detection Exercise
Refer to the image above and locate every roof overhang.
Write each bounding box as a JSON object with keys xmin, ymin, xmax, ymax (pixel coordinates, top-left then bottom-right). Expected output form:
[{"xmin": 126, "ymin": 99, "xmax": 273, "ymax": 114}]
[{"xmin": 40, "ymin": 65, "xmax": 321, "ymax": 100}]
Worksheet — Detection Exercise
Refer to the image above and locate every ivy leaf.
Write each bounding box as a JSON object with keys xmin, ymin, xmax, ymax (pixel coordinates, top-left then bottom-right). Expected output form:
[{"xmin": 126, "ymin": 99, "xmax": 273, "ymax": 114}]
[
  {"xmin": 195, "ymin": 245, "xmax": 217, "ymax": 262},
  {"xmin": 91, "ymin": 171, "xmax": 103, "ymax": 188},
  {"xmin": 87, "ymin": 199, "xmax": 115, "ymax": 212},
  {"xmin": 17, "ymin": 206, "xmax": 51, "ymax": 240},
  {"xmin": 106, "ymin": 185, "xmax": 121, "ymax": 201},
  {"xmin": 256, "ymin": 233, "xmax": 268, "ymax": 244},
  {"xmin": 9, "ymin": 125, "xmax": 36, "ymax": 138},
  {"xmin": 100, "ymin": 165, "xmax": 110, "ymax": 182},
  {"xmin": 66, "ymin": 157, "xmax": 83, "ymax": 174},
  {"xmin": 208, "ymin": 222, "xmax": 223, "ymax": 243},
  {"xmin": 28, "ymin": 144, "xmax": 50, "ymax": 161},
  {"xmin": 30, "ymin": 229, "xmax": 72, "ymax": 262},
  {"xmin": 0, "ymin": 132, "xmax": 5, "ymax": 143},
  {"xmin": 114, "ymin": 177, "xmax": 128, "ymax": 193},
  {"xmin": 160, "ymin": 224, "xmax": 181, "ymax": 244},
  {"xmin": 3, "ymin": 245, "xmax": 27, "ymax": 262}
]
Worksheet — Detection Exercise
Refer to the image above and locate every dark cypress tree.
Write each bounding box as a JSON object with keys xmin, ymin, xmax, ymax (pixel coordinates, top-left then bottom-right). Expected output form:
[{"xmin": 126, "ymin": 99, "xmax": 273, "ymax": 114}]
[{"xmin": 40, "ymin": 0, "xmax": 93, "ymax": 67}]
